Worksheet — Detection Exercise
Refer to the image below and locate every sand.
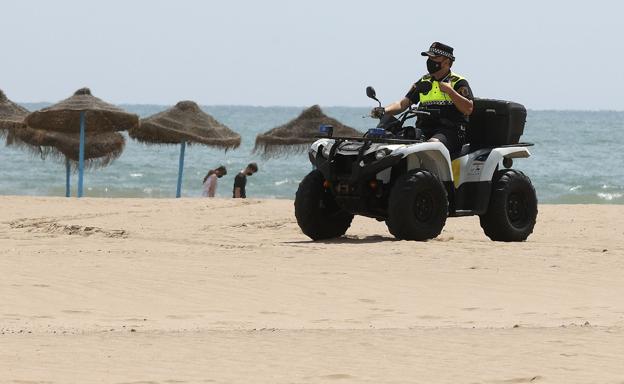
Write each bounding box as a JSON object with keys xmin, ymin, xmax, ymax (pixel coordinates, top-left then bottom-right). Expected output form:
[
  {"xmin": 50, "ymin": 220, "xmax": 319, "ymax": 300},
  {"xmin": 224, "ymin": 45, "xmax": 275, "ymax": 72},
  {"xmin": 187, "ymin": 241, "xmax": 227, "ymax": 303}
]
[{"xmin": 0, "ymin": 196, "xmax": 623, "ymax": 383}]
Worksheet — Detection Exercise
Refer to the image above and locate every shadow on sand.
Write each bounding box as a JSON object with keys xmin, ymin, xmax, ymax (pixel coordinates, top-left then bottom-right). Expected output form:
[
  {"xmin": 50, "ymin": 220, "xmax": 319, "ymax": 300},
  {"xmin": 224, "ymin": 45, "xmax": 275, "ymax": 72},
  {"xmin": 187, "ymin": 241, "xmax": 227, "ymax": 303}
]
[{"xmin": 283, "ymin": 235, "xmax": 395, "ymax": 245}]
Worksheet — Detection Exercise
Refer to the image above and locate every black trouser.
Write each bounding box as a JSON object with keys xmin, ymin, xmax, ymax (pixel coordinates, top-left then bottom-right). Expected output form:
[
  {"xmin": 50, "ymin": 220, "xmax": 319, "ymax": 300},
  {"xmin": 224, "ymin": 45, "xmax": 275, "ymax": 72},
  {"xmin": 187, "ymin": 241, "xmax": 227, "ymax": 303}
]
[{"xmin": 421, "ymin": 126, "xmax": 464, "ymax": 153}]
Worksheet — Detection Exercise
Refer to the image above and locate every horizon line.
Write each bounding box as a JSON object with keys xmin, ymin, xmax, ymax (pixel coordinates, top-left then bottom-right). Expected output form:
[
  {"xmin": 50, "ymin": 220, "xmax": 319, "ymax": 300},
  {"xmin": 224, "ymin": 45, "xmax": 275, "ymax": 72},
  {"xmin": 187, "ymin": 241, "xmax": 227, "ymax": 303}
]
[{"xmin": 17, "ymin": 101, "xmax": 624, "ymax": 113}]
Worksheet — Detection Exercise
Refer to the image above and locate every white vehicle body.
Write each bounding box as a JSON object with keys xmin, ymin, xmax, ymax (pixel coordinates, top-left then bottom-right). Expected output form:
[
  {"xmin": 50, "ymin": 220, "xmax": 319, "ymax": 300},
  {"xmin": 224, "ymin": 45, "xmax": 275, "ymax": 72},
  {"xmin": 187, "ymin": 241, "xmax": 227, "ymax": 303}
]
[{"xmin": 310, "ymin": 138, "xmax": 531, "ymax": 189}]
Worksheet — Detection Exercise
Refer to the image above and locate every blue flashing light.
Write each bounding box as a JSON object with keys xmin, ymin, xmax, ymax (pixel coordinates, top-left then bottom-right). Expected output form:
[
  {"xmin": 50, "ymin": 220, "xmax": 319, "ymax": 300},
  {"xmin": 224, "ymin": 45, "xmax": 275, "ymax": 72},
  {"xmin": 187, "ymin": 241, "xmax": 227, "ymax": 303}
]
[
  {"xmin": 367, "ymin": 128, "xmax": 386, "ymax": 138},
  {"xmin": 319, "ymin": 124, "xmax": 334, "ymax": 137}
]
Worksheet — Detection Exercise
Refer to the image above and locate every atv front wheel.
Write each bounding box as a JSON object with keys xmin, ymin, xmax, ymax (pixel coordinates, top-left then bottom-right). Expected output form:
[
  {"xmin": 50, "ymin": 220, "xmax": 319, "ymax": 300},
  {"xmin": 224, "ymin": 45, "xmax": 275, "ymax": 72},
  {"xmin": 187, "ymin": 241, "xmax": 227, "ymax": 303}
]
[
  {"xmin": 479, "ymin": 169, "xmax": 538, "ymax": 242},
  {"xmin": 386, "ymin": 169, "xmax": 448, "ymax": 241},
  {"xmin": 294, "ymin": 170, "xmax": 354, "ymax": 240}
]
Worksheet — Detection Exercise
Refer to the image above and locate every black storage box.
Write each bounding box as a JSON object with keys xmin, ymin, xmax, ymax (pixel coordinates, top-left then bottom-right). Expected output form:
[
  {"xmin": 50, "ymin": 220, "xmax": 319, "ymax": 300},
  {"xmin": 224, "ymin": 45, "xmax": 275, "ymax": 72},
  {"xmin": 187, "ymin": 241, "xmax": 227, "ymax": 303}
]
[{"xmin": 468, "ymin": 99, "xmax": 526, "ymax": 147}]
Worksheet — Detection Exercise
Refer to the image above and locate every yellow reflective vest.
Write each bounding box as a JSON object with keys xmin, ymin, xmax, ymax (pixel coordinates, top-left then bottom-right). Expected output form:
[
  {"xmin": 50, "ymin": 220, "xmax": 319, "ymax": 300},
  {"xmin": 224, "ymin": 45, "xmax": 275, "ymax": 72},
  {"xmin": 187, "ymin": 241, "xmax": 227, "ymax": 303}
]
[{"xmin": 418, "ymin": 72, "xmax": 466, "ymax": 106}]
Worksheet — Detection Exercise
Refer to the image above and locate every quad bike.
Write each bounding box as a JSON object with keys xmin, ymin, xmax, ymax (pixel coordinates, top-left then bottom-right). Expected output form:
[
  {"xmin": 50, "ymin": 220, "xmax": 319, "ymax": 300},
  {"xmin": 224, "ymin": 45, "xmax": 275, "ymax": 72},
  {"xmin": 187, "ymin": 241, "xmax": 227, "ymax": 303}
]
[{"xmin": 294, "ymin": 86, "xmax": 538, "ymax": 242}]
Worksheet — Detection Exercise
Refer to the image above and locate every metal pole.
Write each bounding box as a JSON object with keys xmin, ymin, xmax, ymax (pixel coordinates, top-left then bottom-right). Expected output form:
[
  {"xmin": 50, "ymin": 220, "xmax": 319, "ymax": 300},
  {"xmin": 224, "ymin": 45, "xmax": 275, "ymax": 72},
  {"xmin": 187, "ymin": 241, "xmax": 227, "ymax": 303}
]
[
  {"xmin": 78, "ymin": 111, "xmax": 85, "ymax": 198},
  {"xmin": 65, "ymin": 157, "xmax": 71, "ymax": 197},
  {"xmin": 175, "ymin": 141, "xmax": 186, "ymax": 198}
]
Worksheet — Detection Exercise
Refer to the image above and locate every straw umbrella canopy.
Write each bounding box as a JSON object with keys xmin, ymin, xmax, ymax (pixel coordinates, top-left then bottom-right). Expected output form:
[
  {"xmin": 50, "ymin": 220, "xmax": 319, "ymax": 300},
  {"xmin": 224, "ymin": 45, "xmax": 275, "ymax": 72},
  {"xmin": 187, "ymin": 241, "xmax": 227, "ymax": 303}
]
[
  {"xmin": 8, "ymin": 87, "xmax": 138, "ymax": 168},
  {"xmin": 129, "ymin": 100, "xmax": 241, "ymax": 149},
  {"xmin": 254, "ymin": 105, "xmax": 361, "ymax": 158},
  {"xmin": 128, "ymin": 100, "xmax": 241, "ymax": 197},
  {"xmin": 0, "ymin": 89, "xmax": 29, "ymax": 138}
]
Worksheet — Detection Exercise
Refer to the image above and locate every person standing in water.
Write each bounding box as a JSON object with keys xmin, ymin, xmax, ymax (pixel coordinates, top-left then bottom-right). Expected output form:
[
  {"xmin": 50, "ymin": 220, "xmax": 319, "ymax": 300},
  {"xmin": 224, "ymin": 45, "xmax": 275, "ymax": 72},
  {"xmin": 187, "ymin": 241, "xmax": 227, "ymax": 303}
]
[
  {"xmin": 202, "ymin": 165, "xmax": 227, "ymax": 197},
  {"xmin": 233, "ymin": 163, "xmax": 258, "ymax": 198}
]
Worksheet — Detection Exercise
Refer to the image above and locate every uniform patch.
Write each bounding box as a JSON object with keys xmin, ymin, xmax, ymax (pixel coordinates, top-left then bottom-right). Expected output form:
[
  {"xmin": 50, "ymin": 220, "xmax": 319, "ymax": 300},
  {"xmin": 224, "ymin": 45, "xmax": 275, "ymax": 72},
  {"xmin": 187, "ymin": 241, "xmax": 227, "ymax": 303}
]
[{"xmin": 459, "ymin": 87, "xmax": 470, "ymax": 97}]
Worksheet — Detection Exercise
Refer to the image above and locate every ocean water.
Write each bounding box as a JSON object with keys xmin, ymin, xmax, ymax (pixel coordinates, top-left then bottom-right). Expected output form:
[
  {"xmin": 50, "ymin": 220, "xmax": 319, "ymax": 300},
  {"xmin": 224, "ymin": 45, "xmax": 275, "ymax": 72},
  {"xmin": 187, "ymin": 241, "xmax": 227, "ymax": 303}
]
[{"xmin": 1, "ymin": 105, "xmax": 623, "ymax": 204}]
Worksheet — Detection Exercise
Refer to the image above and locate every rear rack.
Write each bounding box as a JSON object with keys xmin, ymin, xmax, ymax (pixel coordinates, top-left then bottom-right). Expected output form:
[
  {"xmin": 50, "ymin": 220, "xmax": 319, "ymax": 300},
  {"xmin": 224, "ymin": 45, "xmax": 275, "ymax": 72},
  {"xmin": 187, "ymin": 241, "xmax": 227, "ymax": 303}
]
[{"xmin": 497, "ymin": 142, "xmax": 534, "ymax": 147}]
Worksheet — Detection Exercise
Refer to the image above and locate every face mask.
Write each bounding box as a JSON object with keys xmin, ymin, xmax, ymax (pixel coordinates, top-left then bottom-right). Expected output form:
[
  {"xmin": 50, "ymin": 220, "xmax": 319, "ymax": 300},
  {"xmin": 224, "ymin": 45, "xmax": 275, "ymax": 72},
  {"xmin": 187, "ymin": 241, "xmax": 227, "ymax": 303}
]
[
  {"xmin": 246, "ymin": 172, "xmax": 253, "ymax": 176},
  {"xmin": 217, "ymin": 174, "xmax": 223, "ymax": 178},
  {"xmin": 426, "ymin": 58, "xmax": 442, "ymax": 74}
]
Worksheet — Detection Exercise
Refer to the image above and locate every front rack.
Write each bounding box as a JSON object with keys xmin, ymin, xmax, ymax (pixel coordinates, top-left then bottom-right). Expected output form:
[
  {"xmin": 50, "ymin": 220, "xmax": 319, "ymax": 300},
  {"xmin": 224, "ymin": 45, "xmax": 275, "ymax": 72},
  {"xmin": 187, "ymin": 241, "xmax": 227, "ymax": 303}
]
[{"xmin": 315, "ymin": 135, "xmax": 423, "ymax": 145}]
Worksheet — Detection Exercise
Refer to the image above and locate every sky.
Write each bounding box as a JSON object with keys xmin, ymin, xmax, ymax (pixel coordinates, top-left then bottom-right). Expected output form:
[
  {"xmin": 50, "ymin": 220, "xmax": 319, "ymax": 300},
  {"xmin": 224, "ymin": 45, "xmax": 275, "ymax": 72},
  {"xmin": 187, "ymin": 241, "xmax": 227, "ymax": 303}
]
[{"xmin": 1, "ymin": 0, "xmax": 622, "ymax": 110}]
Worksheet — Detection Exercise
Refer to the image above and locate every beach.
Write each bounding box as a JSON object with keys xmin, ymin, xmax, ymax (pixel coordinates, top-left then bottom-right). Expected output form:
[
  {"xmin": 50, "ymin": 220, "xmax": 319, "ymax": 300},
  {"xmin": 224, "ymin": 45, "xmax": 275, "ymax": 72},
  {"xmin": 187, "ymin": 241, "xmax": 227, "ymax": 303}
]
[{"xmin": 1, "ymin": 196, "xmax": 623, "ymax": 383}]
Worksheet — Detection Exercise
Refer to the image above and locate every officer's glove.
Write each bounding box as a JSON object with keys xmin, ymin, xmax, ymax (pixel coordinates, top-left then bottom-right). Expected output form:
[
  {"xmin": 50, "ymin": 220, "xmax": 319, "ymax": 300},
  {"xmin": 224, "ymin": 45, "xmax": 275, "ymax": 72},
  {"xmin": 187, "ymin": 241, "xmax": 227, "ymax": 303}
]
[{"xmin": 370, "ymin": 107, "xmax": 385, "ymax": 119}]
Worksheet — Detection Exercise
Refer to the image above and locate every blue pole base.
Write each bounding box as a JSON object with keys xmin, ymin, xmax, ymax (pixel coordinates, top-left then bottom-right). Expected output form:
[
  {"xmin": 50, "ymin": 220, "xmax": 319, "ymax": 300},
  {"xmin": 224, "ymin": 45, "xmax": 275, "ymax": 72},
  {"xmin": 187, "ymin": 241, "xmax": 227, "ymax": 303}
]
[
  {"xmin": 176, "ymin": 141, "xmax": 186, "ymax": 198},
  {"xmin": 65, "ymin": 158, "xmax": 71, "ymax": 197},
  {"xmin": 77, "ymin": 111, "xmax": 86, "ymax": 198}
]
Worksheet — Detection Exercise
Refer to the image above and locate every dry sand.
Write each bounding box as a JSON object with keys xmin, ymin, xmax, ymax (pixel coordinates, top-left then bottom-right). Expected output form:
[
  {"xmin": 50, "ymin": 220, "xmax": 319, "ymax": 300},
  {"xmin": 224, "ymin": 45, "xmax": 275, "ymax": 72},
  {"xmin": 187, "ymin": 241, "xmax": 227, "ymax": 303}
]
[{"xmin": 0, "ymin": 196, "xmax": 623, "ymax": 383}]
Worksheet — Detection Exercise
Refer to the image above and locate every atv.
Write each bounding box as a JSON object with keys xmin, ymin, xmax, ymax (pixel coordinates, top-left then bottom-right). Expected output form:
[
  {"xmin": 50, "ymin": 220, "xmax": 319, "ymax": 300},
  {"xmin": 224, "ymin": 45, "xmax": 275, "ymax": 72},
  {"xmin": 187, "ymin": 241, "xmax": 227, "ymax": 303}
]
[{"xmin": 294, "ymin": 86, "xmax": 538, "ymax": 242}]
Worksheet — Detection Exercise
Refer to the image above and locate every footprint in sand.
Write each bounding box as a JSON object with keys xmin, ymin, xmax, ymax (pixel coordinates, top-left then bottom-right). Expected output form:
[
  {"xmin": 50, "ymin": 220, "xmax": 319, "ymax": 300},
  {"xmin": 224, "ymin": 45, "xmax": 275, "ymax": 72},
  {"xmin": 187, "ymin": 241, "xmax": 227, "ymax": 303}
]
[
  {"xmin": 115, "ymin": 381, "xmax": 160, "ymax": 384},
  {"xmin": 320, "ymin": 374, "xmax": 355, "ymax": 380},
  {"xmin": 358, "ymin": 298, "xmax": 376, "ymax": 304},
  {"xmin": 9, "ymin": 218, "xmax": 127, "ymax": 238},
  {"xmin": 166, "ymin": 314, "xmax": 194, "ymax": 319},
  {"xmin": 259, "ymin": 311, "xmax": 288, "ymax": 316},
  {"xmin": 492, "ymin": 376, "xmax": 543, "ymax": 383},
  {"xmin": 61, "ymin": 310, "xmax": 91, "ymax": 315}
]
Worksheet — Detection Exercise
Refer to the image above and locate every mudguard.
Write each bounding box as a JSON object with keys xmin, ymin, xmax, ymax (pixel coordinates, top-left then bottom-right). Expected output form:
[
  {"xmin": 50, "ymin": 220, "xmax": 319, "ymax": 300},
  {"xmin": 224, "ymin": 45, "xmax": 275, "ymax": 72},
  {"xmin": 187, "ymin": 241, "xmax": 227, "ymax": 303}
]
[
  {"xmin": 479, "ymin": 147, "xmax": 531, "ymax": 183},
  {"xmin": 394, "ymin": 142, "xmax": 453, "ymax": 182}
]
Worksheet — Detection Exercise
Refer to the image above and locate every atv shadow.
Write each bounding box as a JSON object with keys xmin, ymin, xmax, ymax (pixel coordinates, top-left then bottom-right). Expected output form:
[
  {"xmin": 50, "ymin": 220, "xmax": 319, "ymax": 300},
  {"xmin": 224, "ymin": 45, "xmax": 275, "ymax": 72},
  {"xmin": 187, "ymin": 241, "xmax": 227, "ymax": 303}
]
[{"xmin": 284, "ymin": 235, "xmax": 396, "ymax": 245}]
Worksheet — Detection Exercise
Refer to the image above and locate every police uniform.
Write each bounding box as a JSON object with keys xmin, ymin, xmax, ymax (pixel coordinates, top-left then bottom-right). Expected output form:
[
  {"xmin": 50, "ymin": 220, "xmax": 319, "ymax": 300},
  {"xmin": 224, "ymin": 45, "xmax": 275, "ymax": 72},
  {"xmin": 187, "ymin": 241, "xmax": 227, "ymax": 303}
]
[{"xmin": 406, "ymin": 42, "xmax": 474, "ymax": 153}]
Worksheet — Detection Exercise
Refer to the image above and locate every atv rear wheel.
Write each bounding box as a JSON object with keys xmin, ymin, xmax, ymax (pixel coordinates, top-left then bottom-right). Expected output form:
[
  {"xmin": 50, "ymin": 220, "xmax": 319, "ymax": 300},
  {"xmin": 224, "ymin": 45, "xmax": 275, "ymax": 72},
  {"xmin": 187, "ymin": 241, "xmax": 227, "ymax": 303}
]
[
  {"xmin": 295, "ymin": 170, "xmax": 354, "ymax": 241},
  {"xmin": 386, "ymin": 169, "xmax": 448, "ymax": 241},
  {"xmin": 479, "ymin": 169, "xmax": 538, "ymax": 242}
]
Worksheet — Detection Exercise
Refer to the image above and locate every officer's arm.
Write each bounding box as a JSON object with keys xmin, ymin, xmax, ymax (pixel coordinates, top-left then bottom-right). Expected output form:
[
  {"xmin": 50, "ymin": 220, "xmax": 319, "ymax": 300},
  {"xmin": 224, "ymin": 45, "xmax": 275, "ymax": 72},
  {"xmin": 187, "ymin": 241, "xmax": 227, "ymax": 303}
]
[
  {"xmin": 439, "ymin": 83, "xmax": 473, "ymax": 115},
  {"xmin": 383, "ymin": 97, "xmax": 412, "ymax": 115},
  {"xmin": 448, "ymin": 90, "xmax": 473, "ymax": 115}
]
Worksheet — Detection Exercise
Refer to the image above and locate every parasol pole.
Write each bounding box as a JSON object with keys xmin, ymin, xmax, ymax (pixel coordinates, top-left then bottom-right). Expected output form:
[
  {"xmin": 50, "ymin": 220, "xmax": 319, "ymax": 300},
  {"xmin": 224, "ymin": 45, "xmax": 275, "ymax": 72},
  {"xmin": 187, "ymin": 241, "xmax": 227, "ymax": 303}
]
[
  {"xmin": 65, "ymin": 158, "xmax": 71, "ymax": 197},
  {"xmin": 78, "ymin": 111, "xmax": 85, "ymax": 198},
  {"xmin": 175, "ymin": 140, "xmax": 186, "ymax": 198}
]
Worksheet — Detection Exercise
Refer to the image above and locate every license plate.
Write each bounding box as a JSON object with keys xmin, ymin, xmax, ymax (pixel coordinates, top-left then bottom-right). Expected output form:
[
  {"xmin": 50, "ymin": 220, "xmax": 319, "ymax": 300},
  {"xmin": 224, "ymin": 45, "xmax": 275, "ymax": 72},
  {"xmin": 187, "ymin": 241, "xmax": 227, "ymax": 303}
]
[{"xmin": 336, "ymin": 183, "xmax": 351, "ymax": 194}]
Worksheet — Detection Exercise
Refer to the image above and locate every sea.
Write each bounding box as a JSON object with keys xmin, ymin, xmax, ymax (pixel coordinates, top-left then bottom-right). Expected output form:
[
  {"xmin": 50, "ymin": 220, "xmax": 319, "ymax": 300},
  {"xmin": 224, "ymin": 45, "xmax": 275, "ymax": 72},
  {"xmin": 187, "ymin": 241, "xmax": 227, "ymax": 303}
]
[{"xmin": 1, "ymin": 104, "xmax": 623, "ymax": 204}]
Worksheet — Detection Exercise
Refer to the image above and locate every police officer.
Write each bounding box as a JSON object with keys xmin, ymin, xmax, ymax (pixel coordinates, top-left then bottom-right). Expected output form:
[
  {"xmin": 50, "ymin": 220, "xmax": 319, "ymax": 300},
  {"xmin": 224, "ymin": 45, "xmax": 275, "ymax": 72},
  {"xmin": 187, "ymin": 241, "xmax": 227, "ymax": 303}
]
[{"xmin": 371, "ymin": 42, "xmax": 474, "ymax": 153}]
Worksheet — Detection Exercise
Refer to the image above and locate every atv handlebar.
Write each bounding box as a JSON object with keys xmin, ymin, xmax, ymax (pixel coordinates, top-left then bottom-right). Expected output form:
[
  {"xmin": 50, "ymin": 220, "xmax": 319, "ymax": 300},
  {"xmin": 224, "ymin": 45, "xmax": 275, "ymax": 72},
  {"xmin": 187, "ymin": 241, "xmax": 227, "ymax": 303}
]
[{"xmin": 399, "ymin": 108, "xmax": 429, "ymax": 120}]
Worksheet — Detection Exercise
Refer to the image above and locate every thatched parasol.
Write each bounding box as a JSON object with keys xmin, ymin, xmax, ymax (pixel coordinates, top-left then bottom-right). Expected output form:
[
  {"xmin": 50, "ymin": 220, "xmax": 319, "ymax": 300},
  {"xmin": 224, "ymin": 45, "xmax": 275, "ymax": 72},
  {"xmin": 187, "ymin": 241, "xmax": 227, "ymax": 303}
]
[
  {"xmin": 128, "ymin": 100, "xmax": 241, "ymax": 197},
  {"xmin": 254, "ymin": 105, "xmax": 362, "ymax": 158},
  {"xmin": 8, "ymin": 87, "xmax": 139, "ymax": 197},
  {"xmin": 0, "ymin": 89, "xmax": 29, "ymax": 138},
  {"xmin": 23, "ymin": 87, "xmax": 138, "ymax": 134},
  {"xmin": 9, "ymin": 128, "xmax": 124, "ymax": 165},
  {"xmin": 129, "ymin": 100, "xmax": 241, "ymax": 149}
]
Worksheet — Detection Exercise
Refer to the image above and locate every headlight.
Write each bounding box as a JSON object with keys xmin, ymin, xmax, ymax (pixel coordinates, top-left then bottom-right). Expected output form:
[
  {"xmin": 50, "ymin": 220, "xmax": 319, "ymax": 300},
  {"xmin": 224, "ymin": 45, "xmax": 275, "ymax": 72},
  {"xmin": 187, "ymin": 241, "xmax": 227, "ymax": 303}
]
[{"xmin": 375, "ymin": 149, "xmax": 390, "ymax": 160}]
